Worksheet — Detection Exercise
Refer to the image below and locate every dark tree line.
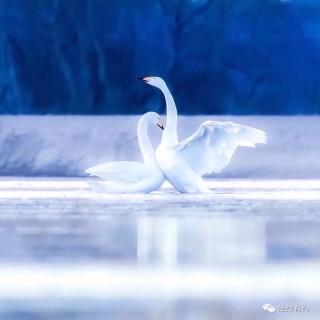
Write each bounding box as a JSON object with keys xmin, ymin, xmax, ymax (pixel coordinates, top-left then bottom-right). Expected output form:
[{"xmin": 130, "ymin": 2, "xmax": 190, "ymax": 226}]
[{"xmin": 0, "ymin": 0, "xmax": 319, "ymax": 115}]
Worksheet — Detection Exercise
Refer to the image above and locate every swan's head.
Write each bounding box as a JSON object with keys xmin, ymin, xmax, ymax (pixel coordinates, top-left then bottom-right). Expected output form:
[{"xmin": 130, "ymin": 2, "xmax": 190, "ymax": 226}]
[
  {"xmin": 138, "ymin": 76, "xmax": 166, "ymax": 90},
  {"xmin": 144, "ymin": 111, "xmax": 164, "ymax": 130}
]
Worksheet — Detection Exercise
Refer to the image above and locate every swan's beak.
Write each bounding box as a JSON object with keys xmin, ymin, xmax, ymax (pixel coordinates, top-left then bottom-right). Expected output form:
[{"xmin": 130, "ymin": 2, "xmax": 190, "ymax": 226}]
[
  {"xmin": 137, "ymin": 76, "xmax": 152, "ymax": 83},
  {"xmin": 157, "ymin": 121, "xmax": 165, "ymax": 130}
]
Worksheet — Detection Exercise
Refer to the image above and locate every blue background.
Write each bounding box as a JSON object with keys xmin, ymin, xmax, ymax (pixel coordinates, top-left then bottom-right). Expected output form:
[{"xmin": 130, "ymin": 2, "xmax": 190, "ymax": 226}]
[{"xmin": 0, "ymin": 0, "xmax": 319, "ymax": 115}]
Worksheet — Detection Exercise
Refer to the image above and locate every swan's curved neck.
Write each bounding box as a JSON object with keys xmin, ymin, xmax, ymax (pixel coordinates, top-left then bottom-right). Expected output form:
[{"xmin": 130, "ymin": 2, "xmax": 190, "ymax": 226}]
[
  {"xmin": 159, "ymin": 84, "xmax": 178, "ymax": 146},
  {"xmin": 137, "ymin": 117, "xmax": 155, "ymax": 165}
]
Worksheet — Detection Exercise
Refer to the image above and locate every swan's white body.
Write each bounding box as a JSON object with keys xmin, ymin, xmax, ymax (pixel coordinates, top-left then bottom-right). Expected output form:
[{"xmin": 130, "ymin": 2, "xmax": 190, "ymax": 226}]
[
  {"xmin": 85, "ymin": 112, "xmax": 165, "ymax": 193},
  {"xmin": 141, "ymin": 77, "xmax": 267, "ymax": 193}
]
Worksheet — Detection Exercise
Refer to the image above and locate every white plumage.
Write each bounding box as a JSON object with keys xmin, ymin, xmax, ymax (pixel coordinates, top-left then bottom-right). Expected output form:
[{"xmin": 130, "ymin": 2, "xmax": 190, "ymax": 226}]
[
  {"xmin": 141, "ymin": 77, "xmax": 267, "ymax": 193},
  {"xmin": 86, "ymin": 161, "xmax": 154, "ymax": 183},
  {"xmin": 85, "ymin": 112, "xmax": 164, "ymax": 193},
  {"xmin": 175, "ymin": 121, "xmax": 267, "ymax": 175}
]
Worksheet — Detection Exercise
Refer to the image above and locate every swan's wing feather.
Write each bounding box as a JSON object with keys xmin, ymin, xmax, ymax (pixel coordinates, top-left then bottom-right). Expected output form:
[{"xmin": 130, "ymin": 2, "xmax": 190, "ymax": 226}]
[
  {"xmin": 85, "ymin": 161, "xmax": 153, "ymax": 183},
  {"xmin": 174, "ymin": 121, "xmax": 267, "ymax": 175}
]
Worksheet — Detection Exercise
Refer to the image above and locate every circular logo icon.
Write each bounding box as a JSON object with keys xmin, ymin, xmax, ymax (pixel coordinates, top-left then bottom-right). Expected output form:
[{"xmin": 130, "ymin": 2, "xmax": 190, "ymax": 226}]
[{"xmin": 263, "ymin": 303, "xmax": 276, "ymax": 313}]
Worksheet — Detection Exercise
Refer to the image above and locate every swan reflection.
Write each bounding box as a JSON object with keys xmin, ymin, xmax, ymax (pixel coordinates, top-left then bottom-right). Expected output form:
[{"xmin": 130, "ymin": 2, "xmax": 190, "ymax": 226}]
[{"xmin": 136, "ymin": 217, "xmax": 266, "ymax": 266}]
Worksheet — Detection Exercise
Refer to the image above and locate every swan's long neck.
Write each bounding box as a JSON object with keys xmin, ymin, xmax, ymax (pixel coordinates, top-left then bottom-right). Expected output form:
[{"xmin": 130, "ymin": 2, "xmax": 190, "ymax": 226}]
[
  {"xmin": 137, "ymin": 117, "xmax": 155, "ymax": 165},
  {"xmin": 160, "ymin": 85, "xmax": 178, "ymax": 146}
]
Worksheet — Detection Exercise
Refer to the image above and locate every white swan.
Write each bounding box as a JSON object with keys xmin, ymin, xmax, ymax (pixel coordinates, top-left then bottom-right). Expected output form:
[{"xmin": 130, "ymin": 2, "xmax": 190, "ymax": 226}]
[
  {"xmin": 85, "ymin": 112, "xmax": 165, "ymax": 193},
  {"xmin": 139, "ymin": 77, "xmax": 267, "ymax": 193}
]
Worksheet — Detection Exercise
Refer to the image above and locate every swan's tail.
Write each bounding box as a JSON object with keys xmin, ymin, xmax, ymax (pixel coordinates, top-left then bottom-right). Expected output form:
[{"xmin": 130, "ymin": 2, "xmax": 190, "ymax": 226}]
[
  {"xmin": 85, "ymin": 161, "xmax": 150, "ymax": 183},
  {"xmin": 237, "ymin": 125, "xmax": 267, "ymax": 147}
]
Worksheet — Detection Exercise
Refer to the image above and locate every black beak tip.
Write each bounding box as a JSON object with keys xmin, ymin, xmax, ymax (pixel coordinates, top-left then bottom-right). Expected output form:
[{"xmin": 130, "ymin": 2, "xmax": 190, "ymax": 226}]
[{"xmin": 137, "ymin": 77, "xmax": 145, "ymax": 81}]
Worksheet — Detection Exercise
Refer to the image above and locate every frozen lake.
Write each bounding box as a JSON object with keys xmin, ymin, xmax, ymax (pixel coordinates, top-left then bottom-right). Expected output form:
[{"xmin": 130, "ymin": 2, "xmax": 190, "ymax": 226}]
[{"xmin": 0, "ymin": 178, "xmax": 319, "ymax": 320}]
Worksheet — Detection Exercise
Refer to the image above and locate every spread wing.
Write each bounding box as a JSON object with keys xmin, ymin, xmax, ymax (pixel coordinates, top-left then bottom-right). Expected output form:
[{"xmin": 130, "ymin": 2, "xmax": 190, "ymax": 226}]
[
  {"xmin": 174, "ymin": 121, "xmax": 267, "ymax": 176},
  {"xmin": 85, "ymin": 161, "xmax": 153, "ymax": 183}
]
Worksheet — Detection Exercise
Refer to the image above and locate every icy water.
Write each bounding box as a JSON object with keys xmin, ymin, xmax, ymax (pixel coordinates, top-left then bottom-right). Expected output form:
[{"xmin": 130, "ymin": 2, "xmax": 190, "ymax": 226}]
[{"xmin": 0, "ymin": 179, "xmax": 319, "ymax": 320}]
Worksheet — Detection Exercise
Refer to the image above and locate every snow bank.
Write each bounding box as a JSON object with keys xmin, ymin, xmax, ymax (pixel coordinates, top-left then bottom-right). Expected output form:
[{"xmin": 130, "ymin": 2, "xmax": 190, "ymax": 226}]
[{"xmin": 0, "ymin": 116, "xmax": 318, "ymax": 178}]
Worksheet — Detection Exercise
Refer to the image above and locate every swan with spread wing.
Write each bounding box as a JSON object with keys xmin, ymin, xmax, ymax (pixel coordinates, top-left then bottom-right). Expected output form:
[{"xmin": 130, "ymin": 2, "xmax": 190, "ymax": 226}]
[
  {"xmin": 85, "ymin": 112, "xmax": 165, "ymax": 193},
  {"xmin": 139, "ymin": 77, "xmax": 267, "ymax": 193}
]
